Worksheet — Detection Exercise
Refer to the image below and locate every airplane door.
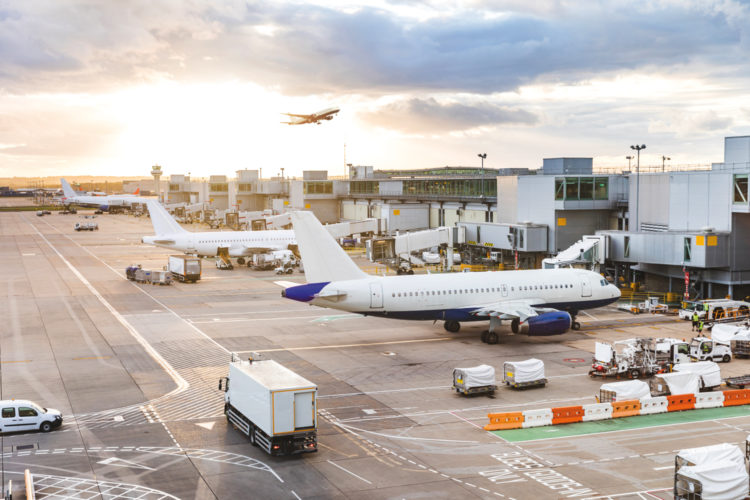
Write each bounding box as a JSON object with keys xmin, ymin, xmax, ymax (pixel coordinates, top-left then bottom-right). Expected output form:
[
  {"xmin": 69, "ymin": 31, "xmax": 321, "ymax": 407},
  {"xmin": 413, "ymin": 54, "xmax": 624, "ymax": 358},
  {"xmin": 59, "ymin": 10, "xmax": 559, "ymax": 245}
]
[
  {"xmin": 581, "ymin": 278, "xmax": 592, "ymax": 297},
  {"xmin": 370, "ymin": 283, "xmax": 383, "ymax": 308},
  {"xmin": 501, "ymin": 284, "xmax": 508, "ymax": 297}
]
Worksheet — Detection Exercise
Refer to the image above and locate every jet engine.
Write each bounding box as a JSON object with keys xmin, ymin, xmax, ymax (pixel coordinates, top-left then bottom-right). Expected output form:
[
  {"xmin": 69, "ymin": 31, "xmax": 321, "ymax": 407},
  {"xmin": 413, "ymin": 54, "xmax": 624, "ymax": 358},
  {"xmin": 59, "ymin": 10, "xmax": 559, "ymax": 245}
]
[
  {"xmin": 99, "ymin": 204, "xmax": 109, "ymax": 212},
  {"xmin": 525, "ymin": 311, "xmax": 572, "ymax": 336}
]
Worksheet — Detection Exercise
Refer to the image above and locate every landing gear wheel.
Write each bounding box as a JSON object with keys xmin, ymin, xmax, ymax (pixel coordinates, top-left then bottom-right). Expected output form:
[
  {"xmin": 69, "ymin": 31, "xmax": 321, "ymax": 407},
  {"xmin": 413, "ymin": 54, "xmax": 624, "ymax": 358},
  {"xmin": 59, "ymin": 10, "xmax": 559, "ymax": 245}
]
[
  {"xmin": 486, "ymin": 332, "xmax": 498, "ymax": 345},
  {"xmin": 572, "ymin": 321, "xmax": 581, "ymax": 331},
  {"xmin": 511, "ymin": 319, "xmax": 520, "ymax": 334},
  {"xmin": 480, "ymin": 331, "xmax": 489, "ymax": 343},
  {"xmin": 630, "ymin": 369, "xmax": 640, "ymax": 379},
  {"xmin": 237, "ymin": 257, "xmax": 245, "ymax": 265},
  {"xmin": 723, "ymin": 354, "xmax": 731, "ymax": 363},
  {"xmin": 444, "ymin": 320, "xmax": 460, "ymax": 333}
]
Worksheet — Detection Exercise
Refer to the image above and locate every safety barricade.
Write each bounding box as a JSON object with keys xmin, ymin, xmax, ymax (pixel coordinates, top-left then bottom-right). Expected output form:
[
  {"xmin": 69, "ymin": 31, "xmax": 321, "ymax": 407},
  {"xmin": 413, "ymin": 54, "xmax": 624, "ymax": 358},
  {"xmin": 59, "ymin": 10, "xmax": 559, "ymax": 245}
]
[
  {"xmin": 723, "ymin": 389, "xmax": 750, "ymax": 407},
  {"xmin": 582, "ymin": 402, "xmax": 613, "ymax": 422},
  {"xmin": 611, "ymin": 400, "xmax": 641, "ymax": 418},
  {"xmin": 484, "ymin": 412, "xmax": 524, "ymax": 431},
  {"xmin": 695, "ymin": 392, "xmax": 725, "ymax": 409},
  {"xmin": 667, "ymin": 393, "xmax": 696, "ymax": 412},
  {"xmin": 551, "ymin": 406, "xmax": 584, "ymax": 425},
  {"xmin": 521, "ymin": 408, "xmax": 553, "ymax": 428},
  {"xmin": 640, "ymin": 396, "xmax": 669, "ymax": 415}
]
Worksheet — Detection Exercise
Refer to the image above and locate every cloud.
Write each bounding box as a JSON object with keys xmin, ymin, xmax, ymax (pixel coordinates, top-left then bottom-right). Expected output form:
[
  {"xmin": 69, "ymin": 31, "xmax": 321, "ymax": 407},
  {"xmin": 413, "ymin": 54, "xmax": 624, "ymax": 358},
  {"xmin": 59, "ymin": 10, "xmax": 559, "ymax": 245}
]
[
  {"xmin": 648, "ymin": 110, "xmax": 735, "ymax": 137},
  {"xmin": 361, "ymin": 97, "xmax": 538, "ymax": 132},
  {"xmin": 1, "ymin": 1, "xmax": 749, "ymax": 95}
]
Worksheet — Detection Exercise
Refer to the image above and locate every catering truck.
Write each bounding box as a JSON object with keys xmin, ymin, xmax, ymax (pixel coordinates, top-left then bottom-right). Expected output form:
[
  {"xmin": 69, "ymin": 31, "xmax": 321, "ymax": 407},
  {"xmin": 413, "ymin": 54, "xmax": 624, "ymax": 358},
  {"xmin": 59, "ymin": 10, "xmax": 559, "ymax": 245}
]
[
  {"xmin": 168, "ymin": 255, "xmax": 201, "ymax": 282},
  {"xmin": 218, "ymin": 354, "xmax": 317, "ymax": 456}
]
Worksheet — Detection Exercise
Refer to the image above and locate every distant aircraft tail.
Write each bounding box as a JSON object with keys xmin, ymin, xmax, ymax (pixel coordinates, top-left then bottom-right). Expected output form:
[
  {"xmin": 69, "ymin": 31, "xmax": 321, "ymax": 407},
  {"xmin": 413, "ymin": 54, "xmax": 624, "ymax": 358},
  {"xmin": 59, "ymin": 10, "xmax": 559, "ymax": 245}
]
[
  {"xmin": 60, "ymin": 178, "xmax": 77, "ymax": 200},
  {"xmin": 290, "ymin": 211, "xmax": 367, "ymax": 283},
  {"xmin": 145, "ymin": 200, "xmax": 187, "ymax": 235},
  {"xmin": 133, "ymin": 188, "xmax": 140, "ymax": 195}
]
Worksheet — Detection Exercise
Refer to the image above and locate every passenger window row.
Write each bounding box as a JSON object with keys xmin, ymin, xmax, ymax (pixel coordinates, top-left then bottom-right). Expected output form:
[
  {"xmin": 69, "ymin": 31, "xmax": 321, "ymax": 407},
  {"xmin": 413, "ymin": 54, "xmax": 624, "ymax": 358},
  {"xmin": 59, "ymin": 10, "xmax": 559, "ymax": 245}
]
[{"xmin": 391, "ymin": 283, "xmax": 574, "ymax": 298}]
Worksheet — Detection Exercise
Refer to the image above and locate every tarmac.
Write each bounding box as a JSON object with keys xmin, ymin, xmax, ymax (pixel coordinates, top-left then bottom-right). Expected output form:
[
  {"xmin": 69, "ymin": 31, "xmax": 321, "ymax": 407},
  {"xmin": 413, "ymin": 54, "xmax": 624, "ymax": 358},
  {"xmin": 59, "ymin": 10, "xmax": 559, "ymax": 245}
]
[{"xmin": 2, "ymin": 209, "xmax": 750, "ymax": 499}]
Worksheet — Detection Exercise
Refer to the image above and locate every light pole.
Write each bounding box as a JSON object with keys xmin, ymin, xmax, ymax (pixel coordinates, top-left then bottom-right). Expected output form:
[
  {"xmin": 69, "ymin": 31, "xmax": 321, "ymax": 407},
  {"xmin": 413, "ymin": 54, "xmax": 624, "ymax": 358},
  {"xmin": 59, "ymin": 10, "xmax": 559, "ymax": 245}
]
[
  {"xmin": 478, "ymin": 153, "xmax": 487, "ymax": 197},
  {"xmin": 630, "ymin": 144, "xmax": 646, "ymax": 231},
  {"xmin": 662, "ymin": 155, "xmax": 670, "ymax": 172},
  {"xmin": 626, "ymin": 155, "xmax": 633, "ymax": 170}
]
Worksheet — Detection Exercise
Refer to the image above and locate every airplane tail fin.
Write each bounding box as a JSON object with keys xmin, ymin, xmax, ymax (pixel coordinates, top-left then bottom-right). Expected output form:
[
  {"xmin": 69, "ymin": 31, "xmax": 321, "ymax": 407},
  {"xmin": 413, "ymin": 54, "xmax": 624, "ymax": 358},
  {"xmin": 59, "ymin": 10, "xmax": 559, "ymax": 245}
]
[
  {"xmin": 60, "ymin": 178, "xmax": 77, "ymax": 199},
  {"xmin": 145, "ymin": 200, "xmax": 187, "ymax": 235},
  {"xmin": 133, "ymin": 188, "xmax": 140, "ymax": 195},
  {"xmin": 290, "ymin": 211, "xmax": 368, "ymax": 283}
]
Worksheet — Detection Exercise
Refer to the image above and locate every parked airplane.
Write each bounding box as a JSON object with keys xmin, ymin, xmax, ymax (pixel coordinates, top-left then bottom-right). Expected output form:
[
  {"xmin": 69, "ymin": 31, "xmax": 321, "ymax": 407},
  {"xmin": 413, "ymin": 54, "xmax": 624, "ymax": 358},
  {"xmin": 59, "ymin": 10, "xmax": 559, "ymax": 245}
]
[
  {"xmin": 142, "ymin": 200, "xmax": 296, "ymax": 262},
  {"xmin": 281, "ymin": 211, "xmax": 621, "ymax": 343},
  {"xmin": 60, "ymin": 179, "xmax": 145, "ymax": 210},
  {"xmin": 281, "ymin": 107, "xmax": 340, "ymax": 125}
]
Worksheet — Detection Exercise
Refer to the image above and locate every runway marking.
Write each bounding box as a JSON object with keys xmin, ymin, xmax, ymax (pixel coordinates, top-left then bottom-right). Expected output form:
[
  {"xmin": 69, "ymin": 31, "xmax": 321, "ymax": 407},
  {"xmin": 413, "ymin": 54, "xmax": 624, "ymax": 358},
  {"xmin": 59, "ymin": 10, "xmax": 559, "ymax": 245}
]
[
  {"xmin": 652, "ymin": 466, "xmax": 673, "ymax": 470},
  {"xmin": 249, "ymin": 337, "xmax": 453, "ymax": 353},
  {"xmin": 28, "ymin": 221, "xmax": 189, "ymax": 396},
  {"xmin": 0, "ymin": 360, "xmax": 31, "ymax": 364},
  {"xmin": 72, "ymin": 355, "xmax": 111, "ymax": 360},
  {"xmin": 327, "ymin": 460, "xmax": 373, "ymax": 484}
]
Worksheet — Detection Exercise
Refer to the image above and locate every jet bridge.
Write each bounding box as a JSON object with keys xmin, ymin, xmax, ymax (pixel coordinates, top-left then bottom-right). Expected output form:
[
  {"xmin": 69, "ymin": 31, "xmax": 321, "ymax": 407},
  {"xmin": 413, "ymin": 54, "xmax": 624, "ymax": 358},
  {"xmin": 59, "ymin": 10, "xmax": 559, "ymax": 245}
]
[
  {"xmin": 542, "ymin": 234, "xmax": 607, "ymax": 270},
  {"xmin": 368, "ymin": 226, "xmax": 464, "ymax": 271}
]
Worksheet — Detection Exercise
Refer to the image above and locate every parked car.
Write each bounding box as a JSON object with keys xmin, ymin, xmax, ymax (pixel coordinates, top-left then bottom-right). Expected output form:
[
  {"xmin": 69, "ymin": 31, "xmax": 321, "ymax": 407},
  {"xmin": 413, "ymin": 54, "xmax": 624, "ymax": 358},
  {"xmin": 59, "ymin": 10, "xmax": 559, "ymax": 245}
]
[{"xmin": 0, "ymin": 400, "xmax": 62, "ymax": 433}]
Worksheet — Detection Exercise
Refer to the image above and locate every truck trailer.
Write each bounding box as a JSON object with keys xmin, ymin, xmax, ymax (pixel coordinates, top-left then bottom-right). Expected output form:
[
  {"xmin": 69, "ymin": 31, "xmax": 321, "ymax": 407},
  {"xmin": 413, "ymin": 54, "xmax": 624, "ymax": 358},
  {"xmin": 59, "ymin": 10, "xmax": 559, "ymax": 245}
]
[
  {"xmin": 168, "ymin": 255, "xmax": 201, "ymax": 282},
  {"xmin": 219, "ymin": 355, "xmax": 317, "ymax": 456}
]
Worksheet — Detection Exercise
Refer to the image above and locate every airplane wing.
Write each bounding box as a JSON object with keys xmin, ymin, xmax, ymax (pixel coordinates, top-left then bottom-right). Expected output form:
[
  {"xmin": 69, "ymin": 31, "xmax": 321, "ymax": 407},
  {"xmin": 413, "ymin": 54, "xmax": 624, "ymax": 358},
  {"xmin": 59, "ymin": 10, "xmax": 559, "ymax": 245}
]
[
  {"xmin": 470, "ymin": 299, "xmax": 546, "ymax": 323},
  {"xmin": 235, "ymin": 243, "xmax": 287, "ymax": 256},
  {"xmin": 281, "ymin": 113, "xmax": 312, "ymax": 119}
]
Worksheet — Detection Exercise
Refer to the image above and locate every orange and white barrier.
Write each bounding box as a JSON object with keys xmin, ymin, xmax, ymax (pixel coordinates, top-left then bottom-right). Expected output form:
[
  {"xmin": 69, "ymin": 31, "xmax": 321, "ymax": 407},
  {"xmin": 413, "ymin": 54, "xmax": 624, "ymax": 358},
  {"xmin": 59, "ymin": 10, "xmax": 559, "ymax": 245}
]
[{"xmin": 484, "ymin": 388, "xmax": 750, "ymax": 431}]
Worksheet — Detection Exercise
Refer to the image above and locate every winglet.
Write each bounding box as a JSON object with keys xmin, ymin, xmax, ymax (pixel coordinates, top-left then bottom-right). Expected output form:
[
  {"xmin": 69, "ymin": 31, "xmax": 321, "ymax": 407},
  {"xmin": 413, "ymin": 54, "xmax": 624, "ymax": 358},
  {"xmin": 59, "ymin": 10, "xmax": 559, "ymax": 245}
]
[
  {"xmin": 145, "ymin": 200, "xmax": 188, "ymax": 236},
  {"xmin": 290, "ymin": 211, "xmax": 367, "ymax": 283},
  {"xmin": 60, "ymin": 178, "xmax": 77, "ymax": 200}
]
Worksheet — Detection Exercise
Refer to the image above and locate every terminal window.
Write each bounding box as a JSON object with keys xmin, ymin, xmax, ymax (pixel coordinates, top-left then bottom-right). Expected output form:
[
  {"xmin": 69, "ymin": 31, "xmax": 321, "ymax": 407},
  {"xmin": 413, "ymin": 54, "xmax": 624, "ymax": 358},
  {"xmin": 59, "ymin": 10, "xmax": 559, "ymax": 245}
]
[
  {"xmin": 684, "ymin": 237, "xmax": 692, "ymax": 262},
  {"xmin": 555, "ymin": 177, "xmax": 609, "ymax": 201},
  {"xmin": 734, "ymin": 174, "xmax": 748, "ymax": 204}
]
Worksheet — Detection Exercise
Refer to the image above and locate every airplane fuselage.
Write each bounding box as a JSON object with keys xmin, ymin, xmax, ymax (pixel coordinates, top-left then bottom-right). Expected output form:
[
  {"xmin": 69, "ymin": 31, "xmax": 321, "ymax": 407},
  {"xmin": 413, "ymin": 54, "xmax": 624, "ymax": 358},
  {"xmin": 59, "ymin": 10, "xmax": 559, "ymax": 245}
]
[
  {"xmin": 143, "ymin": 230, "xmax": 296, "ymax": 257},
  {"xmin": 284, "ymin": 268, "xmax": 620, "ymax": 321}
]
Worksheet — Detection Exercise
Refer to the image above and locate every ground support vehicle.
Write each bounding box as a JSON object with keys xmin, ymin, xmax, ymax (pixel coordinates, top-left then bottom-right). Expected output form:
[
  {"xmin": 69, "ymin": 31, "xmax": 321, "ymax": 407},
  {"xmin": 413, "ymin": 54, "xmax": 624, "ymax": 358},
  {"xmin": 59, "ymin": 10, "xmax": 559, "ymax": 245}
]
[
  {"xmin": 503, "ymin": 359, "xmax": 546, "ymax": 389},
  {"xmin": 724, "ymin": 374, "xmax": 750, "ymax": 389},
  {"xmin": 0, "ymin": 400, "xmax": 62, "ymax": 434},
  {"xmin": 453, "ymin": 365, "xmax": 497, "ymax": 396},
  {"xmin": 149, "ymin": 270, "xmax": 172, "ymax": 285},
  {"xmin": 674, "ymin": 443, "xmax": 748, "ymax": 500},
  {"xmin": 74, "ymin": 222, "xmax": 98, "ymax": 231},
  {"xmin": 589, "ymin": 338, "xmax": 688, "ymax": 379},
  {"xmin": 59, "ymin": 208, "xmax": 77, "ymax": 214},
  {"xmin": 219, "ymin": 355, "xmax": 317, "ymax": 456},
  {"xmin": 215, "ymin": 258, "xmax": 233, "ymax": 270},
  {"xmin": 627, "ymin": 296, "xmax": 670, "ymax": 314},
  {"xmin": 274, "ymin": 264, "xmax": 294, "ymax": 275},
  {"xmin": 731, "ymin": 331, "xmax": 750, "ymax": 358},
  {"xmin": 134, "ymin": 269, "xmax": 153, "ymax": 283},
  {"xmin": 168, "ymin": 255, "xmax": 201, "ymax": 282},
  {"xmin": 125, "ymin": 265, "xmax": 141, "ymax": 281},
  {"xmin": 252, "ymin": 250, "xmax": 296, "ymax": 271},
  {"xmin": 689, "ymin": 337, "xmax": 731, "ymax": 363},
  {"xmin": 679, "ymin": 299, "xmax": 750, "ymax": 322}
]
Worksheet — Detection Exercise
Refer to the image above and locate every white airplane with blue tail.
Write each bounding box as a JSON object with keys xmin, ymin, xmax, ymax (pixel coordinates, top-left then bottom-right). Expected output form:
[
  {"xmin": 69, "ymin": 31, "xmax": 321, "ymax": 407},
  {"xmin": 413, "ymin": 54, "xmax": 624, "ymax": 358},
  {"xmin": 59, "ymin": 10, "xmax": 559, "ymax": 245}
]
[{"xmin": 281, "ymin": 211, "xmax": 621, "ymax": 343}]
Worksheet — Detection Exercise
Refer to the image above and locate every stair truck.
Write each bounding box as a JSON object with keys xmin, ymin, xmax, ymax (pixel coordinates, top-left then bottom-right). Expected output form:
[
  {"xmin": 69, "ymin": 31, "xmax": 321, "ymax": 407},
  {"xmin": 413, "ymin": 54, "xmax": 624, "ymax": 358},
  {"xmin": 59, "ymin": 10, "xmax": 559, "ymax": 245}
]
[{"xmin": 218, "ymin": 354, "xmax": 317, "ymax": 456}]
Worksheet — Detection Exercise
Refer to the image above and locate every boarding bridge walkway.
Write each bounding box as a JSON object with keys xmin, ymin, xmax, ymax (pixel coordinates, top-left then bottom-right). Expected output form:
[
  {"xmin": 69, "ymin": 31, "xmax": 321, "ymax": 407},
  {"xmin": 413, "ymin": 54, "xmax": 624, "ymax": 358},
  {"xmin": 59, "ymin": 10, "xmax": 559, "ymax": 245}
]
[{"xmin": 542, "ymin": 235, "xmax": 606, "ymax": 269}]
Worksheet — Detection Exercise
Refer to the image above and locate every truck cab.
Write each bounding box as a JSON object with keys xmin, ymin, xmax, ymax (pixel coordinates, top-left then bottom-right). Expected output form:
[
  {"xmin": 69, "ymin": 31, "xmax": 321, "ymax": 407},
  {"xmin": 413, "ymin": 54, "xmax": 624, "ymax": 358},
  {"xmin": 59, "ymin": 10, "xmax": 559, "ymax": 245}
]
[
  {"xmin": 690, "ymin": 336, "xmax": 732, "ymax": 363},
  {"xmin": 0, "ymin": 400, "xmax": 62, "ymax": 433}
]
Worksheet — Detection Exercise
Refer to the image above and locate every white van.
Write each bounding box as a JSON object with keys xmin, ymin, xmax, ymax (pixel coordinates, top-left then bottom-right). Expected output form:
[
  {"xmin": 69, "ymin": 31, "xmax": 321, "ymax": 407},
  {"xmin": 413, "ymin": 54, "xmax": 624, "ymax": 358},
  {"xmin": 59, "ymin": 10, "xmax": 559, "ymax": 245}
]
[{"xmin": 0, "ymin": 400, "xmax": 62, "ymax": 433}]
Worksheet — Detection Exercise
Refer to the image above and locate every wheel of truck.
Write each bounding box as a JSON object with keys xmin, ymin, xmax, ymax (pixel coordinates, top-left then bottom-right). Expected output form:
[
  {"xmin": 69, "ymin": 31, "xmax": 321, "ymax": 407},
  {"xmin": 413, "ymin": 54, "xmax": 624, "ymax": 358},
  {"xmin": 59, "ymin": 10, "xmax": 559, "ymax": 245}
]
[
  {"xmin": 630, "ymin": 369, "xmax": 640, "ymax": 379},
  {"xmin": 40, "ymin": 421, "xmax": 52, "ymax": 433},
  {"xmin": 486, "ymin": 332, "xmax": 498, "ymax": 345},
  {"xmin": 480, "ymin": 331, "xmax": 489, "ymax": 343},
  {"xmin": 572, "ymin": 321, "xmax": 581, "ymax": 331},
  {"xmin": 237, "ymin": 257, "xmax": 245, "ymax": 265},
  {"xmin": 723, "ymin": 354, "xmax": 731, "ymax": 363},
  {"xmin": 407, "ymin": 269, "xmax": 414, "ymax": 275}
]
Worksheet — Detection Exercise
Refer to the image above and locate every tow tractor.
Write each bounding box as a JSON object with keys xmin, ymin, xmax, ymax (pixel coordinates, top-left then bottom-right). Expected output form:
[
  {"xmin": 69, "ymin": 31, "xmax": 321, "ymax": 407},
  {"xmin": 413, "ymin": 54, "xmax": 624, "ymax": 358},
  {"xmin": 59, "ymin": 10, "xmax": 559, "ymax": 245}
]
[
  {"xmin": 590, "ymin": 337, "xmax": 689, "ymax": 379},
  {"xmin": 689, "ymin": 336, "xmax": 732, "ymax": 363}
]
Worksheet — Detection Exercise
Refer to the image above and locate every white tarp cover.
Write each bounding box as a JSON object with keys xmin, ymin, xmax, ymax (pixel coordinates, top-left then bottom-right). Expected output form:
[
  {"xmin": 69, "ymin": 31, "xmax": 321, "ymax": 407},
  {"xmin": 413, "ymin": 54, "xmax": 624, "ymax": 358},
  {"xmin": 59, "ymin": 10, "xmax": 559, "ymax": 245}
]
[
  {"xmin": 678, "ymin": 460, "xmax": 748, "ymax": 500},
  {"xmin": 454, "ymin": 365, "xmax": 495, "ymax": 389},
  {"xmin": 505, "ymin": 359, "xmax": 545, "ymax": 383},
  {"xmin": 733, "ymin": 329, "xmax": 750, "ymax": 341},
  {"xmin": 677, "ymin": 443, "xmax": 745, "ymax": 468},
  {"xmin": 599, "ymin": 380, "xmax": 650, "ymax": 400},
  {"xmin": 674, "ymin": 361, "xmax": 722, "ymax": 388},
  {"xmin": 595, "ymin": 342, "xmax": 613, "ymax": 363},
  {"xmin": 711, "ymin": 324, "xmax": 743, "ymax": 344},
  {"xmin": 657, "ymin": 371, "xmax": 701, "ymax": 395}
]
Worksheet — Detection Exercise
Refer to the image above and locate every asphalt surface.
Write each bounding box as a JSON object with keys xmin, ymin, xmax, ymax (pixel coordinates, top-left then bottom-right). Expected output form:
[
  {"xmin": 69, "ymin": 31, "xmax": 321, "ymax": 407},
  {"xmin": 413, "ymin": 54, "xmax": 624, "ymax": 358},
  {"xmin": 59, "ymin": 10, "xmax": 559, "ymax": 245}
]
[{"xmin": 2, "ymin": 210, "xmax": 750, "ymax": 499}]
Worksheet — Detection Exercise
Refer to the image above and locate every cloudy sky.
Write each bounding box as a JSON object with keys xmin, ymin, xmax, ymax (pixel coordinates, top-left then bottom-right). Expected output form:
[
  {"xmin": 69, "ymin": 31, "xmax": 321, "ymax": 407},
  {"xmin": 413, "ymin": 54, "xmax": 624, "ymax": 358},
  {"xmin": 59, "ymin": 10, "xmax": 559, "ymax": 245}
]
[{"xmin": 1, "ymin": 0, "xmax": 749, "ymax": 179}]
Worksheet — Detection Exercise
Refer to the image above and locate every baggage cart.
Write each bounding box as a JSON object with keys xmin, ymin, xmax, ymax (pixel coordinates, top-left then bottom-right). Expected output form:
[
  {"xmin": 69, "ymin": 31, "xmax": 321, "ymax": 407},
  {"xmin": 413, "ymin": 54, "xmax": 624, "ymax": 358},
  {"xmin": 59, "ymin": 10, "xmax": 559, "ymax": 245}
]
[
  {"xmin": 503, "ymin": 359, "xmax": 546, "ymax": 389},
  {"xmin": 149, "ymin": 270, "xmax": 172, "ymax": 285},
  {"xmin": 453, "ymin": 365, "xmax": 497, "ymax": 396}
]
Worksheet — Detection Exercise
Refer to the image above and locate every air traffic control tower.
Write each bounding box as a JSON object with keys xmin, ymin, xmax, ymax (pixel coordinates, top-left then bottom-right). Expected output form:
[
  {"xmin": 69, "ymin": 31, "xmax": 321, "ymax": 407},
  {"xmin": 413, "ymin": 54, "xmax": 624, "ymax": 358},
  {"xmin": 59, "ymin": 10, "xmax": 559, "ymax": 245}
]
[{"xmin": 151, "ymin": 164, "xmax": 162, "ymax": 201}]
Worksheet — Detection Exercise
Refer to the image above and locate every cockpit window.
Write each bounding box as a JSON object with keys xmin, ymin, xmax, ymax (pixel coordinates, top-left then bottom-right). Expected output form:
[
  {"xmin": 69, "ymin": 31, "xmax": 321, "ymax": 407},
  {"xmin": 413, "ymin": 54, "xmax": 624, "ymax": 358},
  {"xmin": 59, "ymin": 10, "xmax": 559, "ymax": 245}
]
[{"xmin": 600, "ymin": 279, "xmax": 608, "ymax": 286}]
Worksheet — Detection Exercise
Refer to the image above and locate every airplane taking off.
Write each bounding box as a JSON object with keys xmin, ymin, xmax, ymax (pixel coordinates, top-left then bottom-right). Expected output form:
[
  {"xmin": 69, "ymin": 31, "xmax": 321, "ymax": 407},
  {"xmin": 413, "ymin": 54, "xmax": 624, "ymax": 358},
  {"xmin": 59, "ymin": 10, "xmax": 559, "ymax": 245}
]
[
  {"xmin": 281, "ymin": 107, "xmax": 340, "ymax": 125},
  {"xmin": 281, "ymin": 211, "xmax": 621, "ymax": 343},
  {"xmin": 60, "ymin": 178, "xmax": 146, "ymax": 210},
  {"xmin": 142, "ymin": 200, "xmax": 296, "ymax": 261}
]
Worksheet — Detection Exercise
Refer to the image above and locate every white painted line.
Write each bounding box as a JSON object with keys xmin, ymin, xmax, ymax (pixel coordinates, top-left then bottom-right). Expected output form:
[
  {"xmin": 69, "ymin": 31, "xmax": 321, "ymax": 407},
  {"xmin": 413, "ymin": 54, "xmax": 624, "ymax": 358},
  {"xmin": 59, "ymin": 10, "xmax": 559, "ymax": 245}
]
[
  {"xmin": 291, "ymin": 491, "xmax": 301, "ymax": 500},
  {"xmin": 653, "ymin": 466, "xmax": 674, "ymax": 470},
  {"xmin": 327, "ymin": 460, "xmax": 373, "ymax": 485},
  {"xmin": 252, "ymin": 337, "xmax": 452, "ymax": 353}
]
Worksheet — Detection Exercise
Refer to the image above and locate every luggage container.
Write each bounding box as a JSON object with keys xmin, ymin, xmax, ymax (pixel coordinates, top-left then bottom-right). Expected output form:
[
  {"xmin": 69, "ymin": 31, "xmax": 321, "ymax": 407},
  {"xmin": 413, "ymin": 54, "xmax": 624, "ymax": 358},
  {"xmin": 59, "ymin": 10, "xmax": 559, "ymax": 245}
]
[
  {"xmin": 149, "ymin": 270, "xmax": 172, "ymax": 285},
  {"xmin": 503, "ymin": 359, "xmax": 546, "ymax": 389},
  {"xmin": 673, "ymin": 361, "xmax": 722, "ymax": 391},
  {"xmin": 674, "ymin": 443, "xmax": 748, "ymax": 499},
  {"xmin": 453, "ymin": 365, "xmax": 497, "ymax": 396},
  {"xmin": 168, "ymin": 255, "xmax": 201, "ymax": 282},
  {"xmin": 597, "ymin": 380, "xmax": 650, "ymax": 403},
  {"xmin": 134, "ymin": 269, "xmax": 153, "ymax": 283},
  {"xmin": 650, "ymin": 372, "xmax": 701, "ymax": 397}
]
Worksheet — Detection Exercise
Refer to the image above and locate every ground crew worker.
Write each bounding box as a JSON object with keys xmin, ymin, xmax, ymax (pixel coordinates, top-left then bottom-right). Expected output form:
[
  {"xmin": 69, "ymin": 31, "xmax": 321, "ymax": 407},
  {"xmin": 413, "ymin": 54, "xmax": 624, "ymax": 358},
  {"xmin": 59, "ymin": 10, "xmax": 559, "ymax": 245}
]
[
  {"xmin": 697, "ymin": 319, "xmax": 704, "ymax": 335},
  {"xmin": 692, "ymin": 311, "xmax": 699, "ymax": 331}
]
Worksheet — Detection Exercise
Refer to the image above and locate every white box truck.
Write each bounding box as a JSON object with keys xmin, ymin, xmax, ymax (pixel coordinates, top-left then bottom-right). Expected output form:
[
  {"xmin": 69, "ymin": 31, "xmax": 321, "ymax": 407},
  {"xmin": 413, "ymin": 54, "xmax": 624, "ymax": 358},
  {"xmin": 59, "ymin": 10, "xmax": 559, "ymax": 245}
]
[
  {"xmin": 168, "ymin": 255, "xmax": 201, "ymax": 282},
  {"xmin": 219, "ymin": 356, "xmax": 317, "ymax": 456}
]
